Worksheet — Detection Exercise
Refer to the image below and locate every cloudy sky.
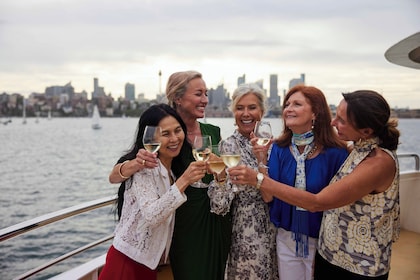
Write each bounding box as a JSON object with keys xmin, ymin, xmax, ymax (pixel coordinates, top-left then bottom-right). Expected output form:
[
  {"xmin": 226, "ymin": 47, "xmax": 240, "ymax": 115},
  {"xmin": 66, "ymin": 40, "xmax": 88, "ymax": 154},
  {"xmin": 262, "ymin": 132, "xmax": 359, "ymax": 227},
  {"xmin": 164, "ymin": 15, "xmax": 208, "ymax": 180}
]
[{"xmin": 0, "ymin": 0, "xmax": 419, "ymax": 108}]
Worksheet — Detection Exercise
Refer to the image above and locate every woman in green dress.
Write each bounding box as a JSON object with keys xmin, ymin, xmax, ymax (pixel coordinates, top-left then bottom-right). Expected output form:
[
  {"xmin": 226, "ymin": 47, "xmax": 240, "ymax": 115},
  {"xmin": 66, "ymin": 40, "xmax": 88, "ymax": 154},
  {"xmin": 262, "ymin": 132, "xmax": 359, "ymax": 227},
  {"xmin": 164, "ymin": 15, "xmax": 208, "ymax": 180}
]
[
  {"xmin": 165, "ymin": 71, "xmax": 231, "ymax": 280},
  {"xmin": 109, "ymin": 71, "xmax": 232, "ymax": 280}
]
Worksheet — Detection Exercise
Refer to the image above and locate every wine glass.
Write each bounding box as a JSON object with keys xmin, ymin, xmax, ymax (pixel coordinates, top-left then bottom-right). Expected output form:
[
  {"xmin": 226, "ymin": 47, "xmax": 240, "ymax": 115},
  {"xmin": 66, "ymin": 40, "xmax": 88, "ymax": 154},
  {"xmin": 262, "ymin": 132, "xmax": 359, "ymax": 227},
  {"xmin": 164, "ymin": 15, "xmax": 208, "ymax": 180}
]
[
  {"xmin": 254, "ymin": 120, "xmax": 272, "ymax": 168},
  {"xmin": 219, "ymin": 138, "xmax": 241, "ymax": 191},
  {"xmin": 192, "ymin": 135, "xmax": 212, "ymax": 162},
  {"xmin": 142, "ymin": 126, "xmax": 162, "ymax": 153},
  {"xmin": 208, "ymin": 145, "xmax": 226, "ymax": 184},
  {"xmin": 219, "ymin": 138, "xmax": 241, "ymax": 168}
]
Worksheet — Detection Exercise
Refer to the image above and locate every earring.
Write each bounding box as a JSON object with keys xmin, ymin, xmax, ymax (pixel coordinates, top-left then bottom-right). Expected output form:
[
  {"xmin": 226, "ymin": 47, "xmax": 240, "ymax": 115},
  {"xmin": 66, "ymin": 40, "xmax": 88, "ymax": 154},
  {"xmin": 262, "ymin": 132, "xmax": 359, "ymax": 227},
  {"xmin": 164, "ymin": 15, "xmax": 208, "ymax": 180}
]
[{"xmin": 311, "ymin": 119, "xmax": 315, "ymax": 130}]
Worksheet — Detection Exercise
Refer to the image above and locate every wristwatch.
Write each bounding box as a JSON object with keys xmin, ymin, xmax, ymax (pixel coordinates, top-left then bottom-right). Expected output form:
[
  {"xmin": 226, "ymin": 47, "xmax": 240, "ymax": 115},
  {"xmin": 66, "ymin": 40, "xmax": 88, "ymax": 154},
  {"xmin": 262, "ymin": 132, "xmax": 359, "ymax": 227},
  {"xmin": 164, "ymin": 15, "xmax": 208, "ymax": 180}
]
[{"xmin": 256, "ymin": 172, "xmax": 264, "ymax": 189}]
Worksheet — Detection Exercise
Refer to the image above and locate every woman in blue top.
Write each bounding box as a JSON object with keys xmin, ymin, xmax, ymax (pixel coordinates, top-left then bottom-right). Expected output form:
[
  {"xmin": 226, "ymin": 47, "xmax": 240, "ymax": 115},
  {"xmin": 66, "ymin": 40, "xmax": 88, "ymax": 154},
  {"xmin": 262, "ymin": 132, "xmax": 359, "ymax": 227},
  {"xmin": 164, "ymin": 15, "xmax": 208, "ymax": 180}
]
[{"xmin": 231, "ymin": 85, "xmax": 348, "ymax": 280}]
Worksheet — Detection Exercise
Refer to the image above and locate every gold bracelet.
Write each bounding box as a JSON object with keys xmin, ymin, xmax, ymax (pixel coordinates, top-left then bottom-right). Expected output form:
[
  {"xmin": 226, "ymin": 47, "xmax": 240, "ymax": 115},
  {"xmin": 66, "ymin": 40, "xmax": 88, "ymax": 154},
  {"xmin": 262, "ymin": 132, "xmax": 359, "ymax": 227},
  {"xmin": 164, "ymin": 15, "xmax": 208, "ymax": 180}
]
[{"xmin": 118, "ymin": 160, "xmax": 130, "ymax": 179}]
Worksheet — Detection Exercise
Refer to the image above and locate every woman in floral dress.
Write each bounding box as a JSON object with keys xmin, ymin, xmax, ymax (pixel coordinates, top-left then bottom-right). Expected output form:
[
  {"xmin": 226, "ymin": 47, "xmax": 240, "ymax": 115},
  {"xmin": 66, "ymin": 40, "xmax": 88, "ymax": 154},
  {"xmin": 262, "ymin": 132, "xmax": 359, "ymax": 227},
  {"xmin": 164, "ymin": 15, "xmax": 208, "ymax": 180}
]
[{"xmin": 208, "ymin": 83, "xmax": 278, "ymax": 280}]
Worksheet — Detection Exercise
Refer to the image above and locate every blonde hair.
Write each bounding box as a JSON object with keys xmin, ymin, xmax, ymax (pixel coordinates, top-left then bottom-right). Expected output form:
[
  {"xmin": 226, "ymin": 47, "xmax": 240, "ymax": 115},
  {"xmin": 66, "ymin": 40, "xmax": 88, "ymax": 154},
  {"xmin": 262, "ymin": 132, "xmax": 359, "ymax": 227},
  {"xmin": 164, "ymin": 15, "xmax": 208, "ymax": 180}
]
[{"xmin": 166, "ymin": 71, "xmax": 202, "ymax": 109}]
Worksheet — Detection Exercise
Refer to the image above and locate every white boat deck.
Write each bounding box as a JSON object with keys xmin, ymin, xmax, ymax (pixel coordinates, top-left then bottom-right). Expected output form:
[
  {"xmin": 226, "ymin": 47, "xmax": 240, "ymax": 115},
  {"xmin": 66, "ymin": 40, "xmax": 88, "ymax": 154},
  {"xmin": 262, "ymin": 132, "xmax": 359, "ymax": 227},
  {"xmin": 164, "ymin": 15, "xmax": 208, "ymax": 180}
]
[
  {"xmin": 155, "ymin": 229, "xmax": 420, "ymax": 280},
  {"xmin": 390, "ymin": 229, "xmax": 420, "ymax": 280}
]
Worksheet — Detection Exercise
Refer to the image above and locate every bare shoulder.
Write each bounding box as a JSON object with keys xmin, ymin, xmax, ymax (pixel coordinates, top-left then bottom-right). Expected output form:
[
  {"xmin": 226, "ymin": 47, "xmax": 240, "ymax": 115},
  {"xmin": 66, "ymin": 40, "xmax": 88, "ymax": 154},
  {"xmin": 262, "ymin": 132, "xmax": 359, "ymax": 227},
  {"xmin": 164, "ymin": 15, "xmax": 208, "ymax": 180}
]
[{"xmin": 361, "ymin": 148, "xmax": 396, "ymax": 192}]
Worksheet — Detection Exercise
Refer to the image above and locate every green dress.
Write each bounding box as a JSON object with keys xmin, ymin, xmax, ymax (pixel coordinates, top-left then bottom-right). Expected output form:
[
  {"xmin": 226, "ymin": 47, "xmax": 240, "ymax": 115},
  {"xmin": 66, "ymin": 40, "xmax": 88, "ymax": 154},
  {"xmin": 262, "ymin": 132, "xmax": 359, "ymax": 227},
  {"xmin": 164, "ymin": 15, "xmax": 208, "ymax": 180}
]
[{"xmin": 169, "ymin": 122, "xmax": 232, "ymax": 280}]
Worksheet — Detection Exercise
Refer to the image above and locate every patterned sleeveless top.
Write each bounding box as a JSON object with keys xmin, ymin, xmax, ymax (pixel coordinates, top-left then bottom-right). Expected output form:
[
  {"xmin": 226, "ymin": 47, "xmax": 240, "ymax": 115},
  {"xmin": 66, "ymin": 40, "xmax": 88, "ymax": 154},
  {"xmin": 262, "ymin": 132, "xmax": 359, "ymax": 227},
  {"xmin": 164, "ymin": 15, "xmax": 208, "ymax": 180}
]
[{"xmin": 317, "ymin": 137, "xmax": 400, "ymax": 277}]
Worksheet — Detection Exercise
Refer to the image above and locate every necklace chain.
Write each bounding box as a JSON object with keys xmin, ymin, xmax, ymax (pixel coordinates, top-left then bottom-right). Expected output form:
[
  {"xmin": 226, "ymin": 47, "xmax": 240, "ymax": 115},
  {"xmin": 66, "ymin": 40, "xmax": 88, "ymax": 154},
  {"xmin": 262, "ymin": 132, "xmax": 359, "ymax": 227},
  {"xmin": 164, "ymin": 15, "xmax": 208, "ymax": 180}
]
[{"xmin": 307, "ymin": 145, "xmax": 317, "ymax": 158}]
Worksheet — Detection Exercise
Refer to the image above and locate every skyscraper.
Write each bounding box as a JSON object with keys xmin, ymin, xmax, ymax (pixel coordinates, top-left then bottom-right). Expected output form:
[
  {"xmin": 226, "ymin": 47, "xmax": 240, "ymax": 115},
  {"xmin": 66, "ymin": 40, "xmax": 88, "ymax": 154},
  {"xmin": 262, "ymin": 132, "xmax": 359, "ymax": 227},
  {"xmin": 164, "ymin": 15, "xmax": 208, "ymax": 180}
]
[
  {"xmin": 237, "ymin": 74, "xmax": 246, "ymax": 86},
  {"xmin": 125, "ymin": 83, "xmax": 135, "ymax": 101},
  {"xmin": 92, "ymin": 78, "xmax": 106, "ymax": 99},
  {"xmin": 269, "ymin": 74, "xmax": 280, "ymax": 107},
  {"xmin": 289, "ymin": 73, "xmax": 306, "ymax": 89}
]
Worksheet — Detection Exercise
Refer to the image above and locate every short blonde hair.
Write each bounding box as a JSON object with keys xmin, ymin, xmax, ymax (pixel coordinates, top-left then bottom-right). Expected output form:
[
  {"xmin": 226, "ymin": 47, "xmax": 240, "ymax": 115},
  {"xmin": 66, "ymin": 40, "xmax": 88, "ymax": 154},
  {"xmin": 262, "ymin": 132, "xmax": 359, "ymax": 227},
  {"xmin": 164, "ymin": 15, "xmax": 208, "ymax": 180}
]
[{"xmin": 166, "ymin": 71, "xmax": 202, "ymax": 109}]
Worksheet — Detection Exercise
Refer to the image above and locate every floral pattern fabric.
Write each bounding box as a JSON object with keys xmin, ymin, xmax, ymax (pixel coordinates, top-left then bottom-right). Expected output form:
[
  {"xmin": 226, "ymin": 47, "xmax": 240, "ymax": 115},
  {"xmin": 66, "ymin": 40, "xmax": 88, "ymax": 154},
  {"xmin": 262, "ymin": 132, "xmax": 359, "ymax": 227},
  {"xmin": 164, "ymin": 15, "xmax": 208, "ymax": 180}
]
[
  {"xmin": 318, "ymin": 138, "xmax": 400, "ymax": 277},
  {"xmin": 208, "ymin": 130, "xmax": 278, "ymax": 280}
]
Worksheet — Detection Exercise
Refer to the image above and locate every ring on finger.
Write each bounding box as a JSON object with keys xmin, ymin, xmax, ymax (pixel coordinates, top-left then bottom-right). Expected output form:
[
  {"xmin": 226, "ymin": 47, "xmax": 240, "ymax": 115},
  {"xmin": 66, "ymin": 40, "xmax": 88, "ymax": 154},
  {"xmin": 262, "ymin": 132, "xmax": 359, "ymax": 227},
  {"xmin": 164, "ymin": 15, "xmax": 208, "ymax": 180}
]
[{"xmin": 142, "ymin": 159, "xmax": 146, "ymax": 165}]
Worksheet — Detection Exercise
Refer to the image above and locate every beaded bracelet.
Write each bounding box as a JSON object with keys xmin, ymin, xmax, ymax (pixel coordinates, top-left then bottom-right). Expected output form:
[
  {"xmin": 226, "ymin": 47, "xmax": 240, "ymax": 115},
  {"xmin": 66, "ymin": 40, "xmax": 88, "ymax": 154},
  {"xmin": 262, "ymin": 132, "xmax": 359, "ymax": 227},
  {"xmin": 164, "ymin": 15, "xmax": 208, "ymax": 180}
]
[{"xmin": 118, "ymin": 160, "xmax": 130, "ymax": 179}]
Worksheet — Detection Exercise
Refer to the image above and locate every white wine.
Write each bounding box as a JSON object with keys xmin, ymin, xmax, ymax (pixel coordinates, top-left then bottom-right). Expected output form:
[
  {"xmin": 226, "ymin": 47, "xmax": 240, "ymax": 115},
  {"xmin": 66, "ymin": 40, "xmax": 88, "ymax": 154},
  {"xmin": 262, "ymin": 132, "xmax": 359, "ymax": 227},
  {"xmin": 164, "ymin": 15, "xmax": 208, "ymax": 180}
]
[
  {"xmin": 256, "ymin": 138, "xmax": 270, "ymax": 146},
  {"xmin": 144, "ymin": 143, "xmax": 161, "ymax": 153},
  {"xmin": 208, "ymin": 160, "xmax": 226, "ymax": 174},
  {"xmin": 221, "ymin": 154, "xmax": 241, "ymax": 167},
  {"xmin": 193, "ymin": 148, "xmax": 211, "ymax": 161}
]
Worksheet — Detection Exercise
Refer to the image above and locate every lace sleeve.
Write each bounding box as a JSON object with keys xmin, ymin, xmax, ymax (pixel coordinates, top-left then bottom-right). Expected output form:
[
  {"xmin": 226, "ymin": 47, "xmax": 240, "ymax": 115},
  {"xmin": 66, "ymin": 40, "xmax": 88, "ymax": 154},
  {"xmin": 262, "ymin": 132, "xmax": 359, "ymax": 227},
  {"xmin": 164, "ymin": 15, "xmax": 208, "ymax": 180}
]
[
  {"xmin": 128, "ymin": 169, "xmax": 186, "ymax": 227},
  {"xmin": 207, "ymin": 179, "xmax": 235, "ymax": 216}
]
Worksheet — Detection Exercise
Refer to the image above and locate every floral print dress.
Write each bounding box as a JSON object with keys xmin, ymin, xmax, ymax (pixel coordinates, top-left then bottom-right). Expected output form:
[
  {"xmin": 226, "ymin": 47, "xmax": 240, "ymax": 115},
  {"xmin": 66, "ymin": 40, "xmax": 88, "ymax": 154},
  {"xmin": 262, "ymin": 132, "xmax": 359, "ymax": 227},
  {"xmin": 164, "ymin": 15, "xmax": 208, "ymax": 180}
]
[{"xmin": 208, "ymin": 130, "xmax": 278, "ymax": 280}]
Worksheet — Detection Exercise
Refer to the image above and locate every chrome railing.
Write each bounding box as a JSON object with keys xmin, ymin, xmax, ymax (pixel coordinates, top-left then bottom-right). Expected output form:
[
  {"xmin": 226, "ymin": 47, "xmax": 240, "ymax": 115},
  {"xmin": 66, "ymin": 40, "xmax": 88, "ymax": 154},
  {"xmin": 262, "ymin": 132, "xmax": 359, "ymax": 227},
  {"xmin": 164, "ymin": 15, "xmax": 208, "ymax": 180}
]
[
  {"xmin": 397, "ymin": 153, "xmax": 420, "ymax": 171},
  {"xmin": 0, "ymin": 195, "xmax": 117, "ymax": 280}
]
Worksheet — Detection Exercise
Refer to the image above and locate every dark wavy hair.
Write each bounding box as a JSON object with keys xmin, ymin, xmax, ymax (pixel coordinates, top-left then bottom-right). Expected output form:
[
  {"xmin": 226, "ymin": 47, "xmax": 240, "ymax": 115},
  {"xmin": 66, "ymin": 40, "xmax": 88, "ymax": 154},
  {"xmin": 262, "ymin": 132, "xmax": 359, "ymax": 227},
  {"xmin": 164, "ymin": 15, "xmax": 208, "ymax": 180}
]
[
  {"xmin": 276, "ymin": 85, "xmax": 346, "ymax": 149},
  {"xmin": 115, "ymin": 103, "xmax": 191, "ymax": 219},
  {"xmin": 342, "ymin": 90, "xmax": 400, "ymax": 150}
]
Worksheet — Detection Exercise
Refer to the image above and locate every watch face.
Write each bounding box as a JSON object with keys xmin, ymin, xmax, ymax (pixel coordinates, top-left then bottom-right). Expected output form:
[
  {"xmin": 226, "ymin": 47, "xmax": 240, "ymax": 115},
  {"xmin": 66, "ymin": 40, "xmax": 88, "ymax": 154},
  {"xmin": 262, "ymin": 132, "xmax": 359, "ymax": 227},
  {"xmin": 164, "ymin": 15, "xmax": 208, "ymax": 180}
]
[{"xmin": 257, "ymin": 173, "xmax": 263, "ymax": 180}]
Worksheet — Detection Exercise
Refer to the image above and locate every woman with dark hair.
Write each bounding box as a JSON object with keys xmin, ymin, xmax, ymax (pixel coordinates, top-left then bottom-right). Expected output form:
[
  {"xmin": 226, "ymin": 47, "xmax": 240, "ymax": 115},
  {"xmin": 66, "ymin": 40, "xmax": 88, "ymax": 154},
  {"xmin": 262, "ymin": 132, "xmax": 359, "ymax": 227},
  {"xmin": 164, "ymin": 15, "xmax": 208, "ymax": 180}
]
[
  {"xmin": 99, "ymin": 104, "xmax": 207, "ymax": 280},
  {"xmin": 108, "ymin": 71, "xmax": 231, "ymax": 280},
  {"xmin": 229, "ymin": 90, "xmax": 400, "ymax": 280}
]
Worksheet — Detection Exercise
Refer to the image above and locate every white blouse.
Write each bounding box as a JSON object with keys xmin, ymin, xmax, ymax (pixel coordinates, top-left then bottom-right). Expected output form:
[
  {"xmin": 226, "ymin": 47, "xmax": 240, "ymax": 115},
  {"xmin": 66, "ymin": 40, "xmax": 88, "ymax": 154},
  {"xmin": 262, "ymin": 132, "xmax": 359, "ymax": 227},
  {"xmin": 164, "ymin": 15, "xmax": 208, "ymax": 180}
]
[{"xmin": 112, "ymin": 160, "xmax": 187, "ymax": 269}]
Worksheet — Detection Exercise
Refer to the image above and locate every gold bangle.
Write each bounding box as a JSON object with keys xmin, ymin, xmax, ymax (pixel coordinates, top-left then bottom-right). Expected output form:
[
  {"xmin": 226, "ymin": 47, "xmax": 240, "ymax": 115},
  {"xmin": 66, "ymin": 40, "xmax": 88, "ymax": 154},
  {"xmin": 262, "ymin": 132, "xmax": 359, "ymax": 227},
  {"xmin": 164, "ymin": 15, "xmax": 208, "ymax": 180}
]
[{"xmin": 118, "ymin": 160, "xmax": 130, "ymax": 179}]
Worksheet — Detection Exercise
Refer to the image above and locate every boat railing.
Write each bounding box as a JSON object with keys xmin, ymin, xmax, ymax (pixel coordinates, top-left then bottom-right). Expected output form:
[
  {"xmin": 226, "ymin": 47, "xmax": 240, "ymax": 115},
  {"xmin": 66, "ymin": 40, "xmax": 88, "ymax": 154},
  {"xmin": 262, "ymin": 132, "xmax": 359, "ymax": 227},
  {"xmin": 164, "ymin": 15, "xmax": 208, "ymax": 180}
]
[
  {"xmin": 0, "ymin": 153, "xmax": 419, "ymax": 279},
  {"xmin": 397, "ymin": 153, "xmax": 420, "ymax": 171},
  {"xmin": 0, "ymin": 195, "xmax": 117, "ymax": 280}
]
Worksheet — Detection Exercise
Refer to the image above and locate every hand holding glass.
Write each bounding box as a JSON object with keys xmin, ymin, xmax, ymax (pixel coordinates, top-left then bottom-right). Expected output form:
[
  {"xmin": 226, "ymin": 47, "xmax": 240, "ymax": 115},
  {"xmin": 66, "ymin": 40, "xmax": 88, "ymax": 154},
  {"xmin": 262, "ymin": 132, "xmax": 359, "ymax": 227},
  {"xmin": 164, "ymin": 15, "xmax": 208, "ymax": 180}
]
[{"xmin": 142, "ymin": 126, "xmax": 162, "ymax": 153}]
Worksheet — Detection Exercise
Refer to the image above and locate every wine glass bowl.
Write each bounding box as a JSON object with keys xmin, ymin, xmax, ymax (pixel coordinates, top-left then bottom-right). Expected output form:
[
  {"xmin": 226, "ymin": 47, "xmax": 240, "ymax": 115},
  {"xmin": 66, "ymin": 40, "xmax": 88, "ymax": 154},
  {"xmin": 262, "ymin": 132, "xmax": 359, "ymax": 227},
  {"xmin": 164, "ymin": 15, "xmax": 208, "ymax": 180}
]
[
  {"xmin": 254, "ymin": 121, "xmax": 272, "ymax": 146},
  {"xmin": 219, "ymin": 138, "xmax": 241, "ymax": 168},
  {"xmin": 207, "ymin": 145, "xmax": 226, "ymax": 183},
  {"xmin": 192, "ymin": 135, "xmax": 212, "ymax": 162},
  {"xmin": 142, "ymin": 126, "xmax": 162, "ymax": 153},
  {"xmin": 254, "ymin": 120, "xmax": 272, "ymax": 168}
]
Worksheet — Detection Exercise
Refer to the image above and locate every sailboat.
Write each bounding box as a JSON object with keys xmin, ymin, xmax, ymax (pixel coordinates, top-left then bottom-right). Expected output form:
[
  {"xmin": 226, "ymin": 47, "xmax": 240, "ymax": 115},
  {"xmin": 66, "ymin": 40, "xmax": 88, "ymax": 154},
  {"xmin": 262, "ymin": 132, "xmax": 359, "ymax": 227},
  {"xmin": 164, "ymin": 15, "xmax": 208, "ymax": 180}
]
[{"xmin": 91, "ymin": 105, "xmax": 102, "ymax": 130}]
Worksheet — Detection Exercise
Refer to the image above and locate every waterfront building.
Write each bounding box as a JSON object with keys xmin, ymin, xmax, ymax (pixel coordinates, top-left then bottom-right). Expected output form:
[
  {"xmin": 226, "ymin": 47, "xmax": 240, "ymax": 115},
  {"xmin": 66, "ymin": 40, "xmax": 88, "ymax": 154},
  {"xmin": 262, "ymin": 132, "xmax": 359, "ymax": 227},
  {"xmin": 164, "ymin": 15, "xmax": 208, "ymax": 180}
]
[
  {"xmin": 269, "ymin": 74, "xmax": 280, "ymax": 108},
  {"xmin": 289, "ymin": 73, "xmax": 305, "ymax": 89},
  {"xmin": 125, "ymin": 83, "xmax": 135, "ymax": 101},
  {"xmin": 237, "ymin": 74, "xmax": 246, "ymax": 86}
]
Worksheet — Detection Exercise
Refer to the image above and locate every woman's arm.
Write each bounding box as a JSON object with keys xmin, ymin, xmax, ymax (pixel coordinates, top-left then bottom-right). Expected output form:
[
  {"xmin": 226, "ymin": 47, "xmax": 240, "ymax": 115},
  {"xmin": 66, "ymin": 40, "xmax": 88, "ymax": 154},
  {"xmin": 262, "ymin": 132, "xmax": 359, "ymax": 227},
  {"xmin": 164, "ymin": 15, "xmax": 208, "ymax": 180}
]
[
  {"xmin": 229, "ymin": 148, "xmax": 396, "ymax": 212},
  {"xmin": 136, "ymin": 161, "xmax": 207, "ymax": 226},
  {"xmin": 109, "ymin": 149, "xmax": 158, "ymax": 183}
]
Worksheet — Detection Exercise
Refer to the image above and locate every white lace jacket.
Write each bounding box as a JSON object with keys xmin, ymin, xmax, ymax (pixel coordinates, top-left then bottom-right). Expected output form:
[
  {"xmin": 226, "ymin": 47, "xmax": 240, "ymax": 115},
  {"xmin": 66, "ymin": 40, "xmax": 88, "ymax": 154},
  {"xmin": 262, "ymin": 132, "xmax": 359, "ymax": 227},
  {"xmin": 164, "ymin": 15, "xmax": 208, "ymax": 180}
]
[{"xmin": 112, "ymin": 160, "xmax": 187, "ymax": 269}]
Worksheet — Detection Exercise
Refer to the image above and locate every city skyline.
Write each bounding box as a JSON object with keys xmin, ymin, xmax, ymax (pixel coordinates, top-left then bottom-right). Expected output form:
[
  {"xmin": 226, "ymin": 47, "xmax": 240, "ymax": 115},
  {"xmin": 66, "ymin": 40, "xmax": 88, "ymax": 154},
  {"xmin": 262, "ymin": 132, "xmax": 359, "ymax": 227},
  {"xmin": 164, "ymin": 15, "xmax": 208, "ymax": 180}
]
[{"xmin": 1, "ymin": 0, "xmax": 419, "ymax": 108}]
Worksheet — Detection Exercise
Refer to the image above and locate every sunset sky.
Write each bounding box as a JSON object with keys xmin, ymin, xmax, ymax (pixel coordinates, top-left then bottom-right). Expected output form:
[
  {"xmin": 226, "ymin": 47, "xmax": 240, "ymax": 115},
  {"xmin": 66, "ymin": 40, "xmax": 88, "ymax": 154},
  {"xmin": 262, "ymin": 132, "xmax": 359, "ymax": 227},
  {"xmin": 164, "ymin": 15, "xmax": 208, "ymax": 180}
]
[{"xmin": 1, "ymin": 0, "xmax": 419, "ymax": 108}]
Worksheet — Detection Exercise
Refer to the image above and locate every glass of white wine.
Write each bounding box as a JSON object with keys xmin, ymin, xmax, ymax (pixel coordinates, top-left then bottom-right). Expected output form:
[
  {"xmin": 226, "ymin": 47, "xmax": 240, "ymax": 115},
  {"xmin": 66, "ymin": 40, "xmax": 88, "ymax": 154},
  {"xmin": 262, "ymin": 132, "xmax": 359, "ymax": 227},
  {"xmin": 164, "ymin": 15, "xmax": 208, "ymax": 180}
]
[
  {"xmin": 219, "ymin": 138, "xmax": 241, "ymax": 168},
  {"xmin": 192, "ymin": 135, "xmax": 212, "ymax": 162},
  {"xmin": 254, "ymin": 120, "xmax": 272, "ymax": 168},
  {"xmin": 142, "ymin": 126, "xmax": 162, "ymax": 153},
  {"xmin": 219, "ymin": 138, "xmax": 241, "ymax": 191},
  {"xmin": 208, "ymin": 145, "xmax": 226, "ymax": 184}
]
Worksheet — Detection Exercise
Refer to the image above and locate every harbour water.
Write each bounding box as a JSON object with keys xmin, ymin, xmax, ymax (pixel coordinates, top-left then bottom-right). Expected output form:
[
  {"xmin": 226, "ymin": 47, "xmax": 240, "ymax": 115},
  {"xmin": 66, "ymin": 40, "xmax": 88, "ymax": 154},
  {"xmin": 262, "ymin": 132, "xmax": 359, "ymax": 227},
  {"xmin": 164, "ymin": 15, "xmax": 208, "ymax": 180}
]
[{"xmin": 0, "ymin": 117, "xmax": 419, "ymax": 279}]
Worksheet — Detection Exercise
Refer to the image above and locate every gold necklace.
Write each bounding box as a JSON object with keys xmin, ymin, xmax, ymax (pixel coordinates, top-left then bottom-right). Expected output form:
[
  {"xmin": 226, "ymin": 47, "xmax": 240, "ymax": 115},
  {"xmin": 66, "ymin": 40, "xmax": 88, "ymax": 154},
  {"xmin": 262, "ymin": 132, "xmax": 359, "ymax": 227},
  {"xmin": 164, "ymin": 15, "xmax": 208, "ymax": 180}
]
[{"xmin": 307, "ymin": 145, "xmax": 318, "ymax": 158}]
